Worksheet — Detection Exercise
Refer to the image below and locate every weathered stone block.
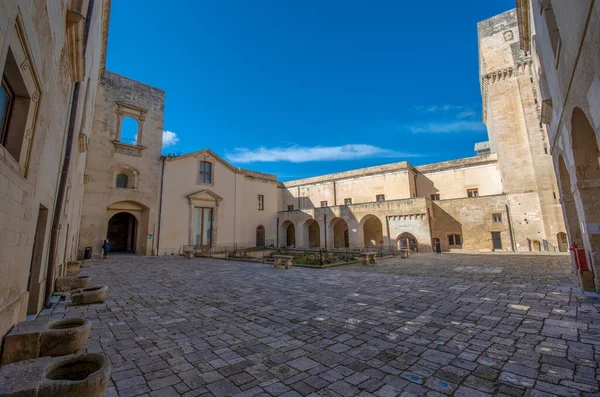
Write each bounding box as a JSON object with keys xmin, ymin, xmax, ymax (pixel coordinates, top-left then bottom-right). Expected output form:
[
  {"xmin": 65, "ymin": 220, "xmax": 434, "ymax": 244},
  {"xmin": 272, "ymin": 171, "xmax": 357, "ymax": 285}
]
[
  {"xmin": 1, "ymin": 318, "xmax": 92, "ymax": 365},
  {"xmin": 70, "ymin": 285, "xmax": 108, "ymax": 305},
  {"xmin": 0, "ymin": 353, "xmax": 111, "ymax": 397},
  {"xmin": 55, "ymin": 276, "xmax": 91, "ymax": 292}
]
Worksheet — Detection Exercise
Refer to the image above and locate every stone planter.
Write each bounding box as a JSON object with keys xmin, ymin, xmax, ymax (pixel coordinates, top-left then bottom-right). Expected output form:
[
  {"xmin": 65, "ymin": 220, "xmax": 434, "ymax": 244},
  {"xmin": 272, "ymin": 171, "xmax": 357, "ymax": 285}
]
[
  {"xmin": 71, "ymin": 285, "xmax": 108, "ymax": 305},
  {"xmin": 66, "ymin": 262, "xmax": 80, "ymax": 276},
  {"xmin": 0, "ymin": 353, "xmax": 111, "ymax": 397},
  {"xmin": 55, "ymin": 276, "xmax": 91, "ymax": 292},
  {"xmin": 1, "ymin": 318, "xmax": 92, "ymax": 365},
  {"xmin": 70, "ymin": 260, "xmax": 89, "ymax": 269}
]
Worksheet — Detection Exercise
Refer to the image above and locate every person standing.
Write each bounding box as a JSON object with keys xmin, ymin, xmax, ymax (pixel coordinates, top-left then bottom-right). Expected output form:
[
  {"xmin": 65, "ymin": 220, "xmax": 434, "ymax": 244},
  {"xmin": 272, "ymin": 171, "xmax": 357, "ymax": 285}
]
[{"xmin": 102, "ymin": 239, "xmax": 110, "ymax": 259}]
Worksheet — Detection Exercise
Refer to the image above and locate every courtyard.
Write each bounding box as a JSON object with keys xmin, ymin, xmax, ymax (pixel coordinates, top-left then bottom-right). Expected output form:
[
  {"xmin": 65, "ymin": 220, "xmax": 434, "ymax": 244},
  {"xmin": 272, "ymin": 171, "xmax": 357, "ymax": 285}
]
[{"xmin": 44, "ymin": 253, "xmax": 600, "ymax": 397}]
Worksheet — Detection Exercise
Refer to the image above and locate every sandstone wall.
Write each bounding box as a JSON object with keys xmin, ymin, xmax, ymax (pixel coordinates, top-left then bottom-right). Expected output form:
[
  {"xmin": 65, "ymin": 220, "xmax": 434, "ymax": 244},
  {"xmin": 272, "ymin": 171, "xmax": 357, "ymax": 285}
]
[
  {"xmin": 79, "ymin": 71, "xmax": 164, "ymax": 257},
  {"xmin": 0, "ymin": 0, "xmax": 105, "ymax": 338}
]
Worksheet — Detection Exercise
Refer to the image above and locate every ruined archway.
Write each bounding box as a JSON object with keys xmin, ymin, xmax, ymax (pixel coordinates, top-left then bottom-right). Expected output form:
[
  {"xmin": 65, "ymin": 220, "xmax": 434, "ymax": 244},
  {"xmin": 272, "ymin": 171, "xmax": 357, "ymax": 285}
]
[
  {"xmin": 361, "ymin": 215, "xmax": 383, "ymax": 248},
  {"xmin": 304, "ymin": 219, "xmax": 321, "ymax": 248},
  {"xmin": 329, "ymin": 217, "xmax": 349, "ymax": 248},
  {"xmin": 397, "ymin": 232, "xmax": 419, "ymax": 252},
  {"xmin": 107, "ymin": 212, "xmax": 138, "ymax": 252}
]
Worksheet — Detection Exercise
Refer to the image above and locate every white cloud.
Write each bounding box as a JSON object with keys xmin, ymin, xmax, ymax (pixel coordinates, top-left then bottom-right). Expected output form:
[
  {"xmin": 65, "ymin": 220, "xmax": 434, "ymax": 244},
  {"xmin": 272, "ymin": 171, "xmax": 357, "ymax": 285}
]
[
  {"xmin": 225, "ymin": 144, "xmax": 421, "ymax": 164},
  {"xmin": 457, "ymin": 110, "xmax": 476, "ymax": 119},
  {"xmin": 409, "ymin": 121, "xmax": 486, "ymax": 134},
  {"xmin": 162, "ymin": 130, "xmax": 180, "ymax": 147}
]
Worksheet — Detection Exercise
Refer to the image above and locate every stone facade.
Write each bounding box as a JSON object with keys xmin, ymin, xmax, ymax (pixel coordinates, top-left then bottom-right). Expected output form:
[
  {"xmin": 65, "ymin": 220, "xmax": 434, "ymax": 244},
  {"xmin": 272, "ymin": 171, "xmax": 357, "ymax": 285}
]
[
  {"xmin": 78, "ymin": 72, "xmax": 164, "ymax": 257},
  {"xmin": 0, "ymin": 0, "xmax": 106, "ymax": 339},
  {"xmin": 516, "ymin": 0, "xmax": 600, "ymax": 291},
  {"xmin": 158, "ymin": 150, "xmax": 280, "ymax": 254}
]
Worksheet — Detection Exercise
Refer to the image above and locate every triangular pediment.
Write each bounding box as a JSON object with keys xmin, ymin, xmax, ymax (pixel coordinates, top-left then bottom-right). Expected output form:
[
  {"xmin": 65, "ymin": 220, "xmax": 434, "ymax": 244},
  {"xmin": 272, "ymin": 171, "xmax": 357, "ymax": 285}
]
[{"xmin": 187, "ymin": 189, "xmax": 223, "ymax": 201}]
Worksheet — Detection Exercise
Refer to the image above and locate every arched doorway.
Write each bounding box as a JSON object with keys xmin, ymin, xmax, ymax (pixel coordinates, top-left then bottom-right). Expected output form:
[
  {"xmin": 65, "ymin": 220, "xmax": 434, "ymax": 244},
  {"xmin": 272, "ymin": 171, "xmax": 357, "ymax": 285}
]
[
  {"xmin": 256, "ymin": 225, "xmax": 265, "ymax": 247},
  {"xmin": 397, "ymin": 233, "xmax": 418, "ymax": 252},
  {"xmin": 362, "ymin": 215, "xmax": 383, "ymax": 248},
  {"xmin": 330, "ymin": 218, "xmax": 349, "ymax": 248},
  {"xmin": 557, "ymin": 232, "xmax": 568, "ymax": 252},
  {"xmin": 279, "ymin": 221, "xmax": 296, "ymax": 247},
  {"xmin": 306, "ymin": 220, "xmax": 320, "ymax": 248},
  {"xmin": 558, "ymin": 155, "xmax": 582, "ymax": 247},
  {"xmin": 107, "ymin": 212, "xmax": 138, "ymax": 252}
]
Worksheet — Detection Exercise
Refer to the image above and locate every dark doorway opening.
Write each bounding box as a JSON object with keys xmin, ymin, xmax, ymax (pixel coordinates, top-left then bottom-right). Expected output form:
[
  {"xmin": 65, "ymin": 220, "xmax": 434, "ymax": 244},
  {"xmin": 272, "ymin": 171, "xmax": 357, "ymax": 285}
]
[
  {"xmin": 107, "ymin": 212, "xmax": 137, "ymax": 252},
  {"xmin": 492, "ymin": 232, "xmax": 502, "ymax": 250},
  {"xmin": 256, "ymin": 225, "xmax": 265, "ymax": 247}
]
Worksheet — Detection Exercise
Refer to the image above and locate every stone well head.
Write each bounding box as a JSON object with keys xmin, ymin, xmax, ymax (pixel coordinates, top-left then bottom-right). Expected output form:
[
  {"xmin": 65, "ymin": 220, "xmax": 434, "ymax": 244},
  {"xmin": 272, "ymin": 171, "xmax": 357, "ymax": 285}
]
[{"xmin": 39, "ymin": 353, "xmax": 111, "ymax": 397}]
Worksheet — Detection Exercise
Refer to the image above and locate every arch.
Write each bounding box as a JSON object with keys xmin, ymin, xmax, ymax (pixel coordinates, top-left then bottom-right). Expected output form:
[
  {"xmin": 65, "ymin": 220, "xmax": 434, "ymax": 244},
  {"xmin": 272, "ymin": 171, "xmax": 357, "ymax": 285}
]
[
  {"xmin": 557, "ymin": 232, "xmax": 568, "ymax": 252},
  {"xmin": 397, "ymin": 232, "xmax": 419, "ymax": 252},
  {"xmin": 256, "ymin": 225, "xmax": 265, "ymax": 247},
  {"xmin": 120, "ymin": 117, "xmax": 139, "ymax": 145},
  {"xmin": 109, "ymin": 163, "xmax": 140, "ymax": 190},
  {"xmin": 304, "ymin": 219, "xmax": 320, "ymax": 248},
  {"xmin": 571, "ymin": 107, "xmax": 600, "ymax": 180},
  {"xmin": 329, "ymin": 217, "xmax": 349, "ymax": 248},
  {"xmin": 279, "ymin": 220, "xmax": 296, "ymax": 247},
  {"xmin": 558, "ymin": 155, "xmax": 582, "ymax": 247},
  {"xmin": 361, "ymin": 215, "xmax": 383, "ymax": 248},
  {"xmin": 107, "ymin": 212, "xmax": 138, "ymax": 252}
]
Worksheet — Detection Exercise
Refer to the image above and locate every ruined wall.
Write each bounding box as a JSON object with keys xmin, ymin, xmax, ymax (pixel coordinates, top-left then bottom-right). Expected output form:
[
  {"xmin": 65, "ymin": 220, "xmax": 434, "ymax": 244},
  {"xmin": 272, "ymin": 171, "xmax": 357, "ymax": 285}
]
[
  {"xmin": 478, "ymin": 9, "xmax": 566, "ymax": 251},
  {"xmin": 0, "ymin": 0, "xmax": 105, "ymax": 338},
  {"xmin": 79, "ymin": 72, "xmax": 164, "ymax": 257},
  {"xmin": 432, "ymin": 195, "xmax": 511, "ymax": 252}
]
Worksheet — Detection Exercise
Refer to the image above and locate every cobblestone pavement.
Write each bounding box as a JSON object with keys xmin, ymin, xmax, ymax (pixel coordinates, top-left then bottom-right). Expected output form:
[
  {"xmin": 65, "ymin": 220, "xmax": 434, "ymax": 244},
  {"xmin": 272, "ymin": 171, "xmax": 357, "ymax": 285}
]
[{"xmin": 46, "ymin": 253, "xmax": 600, "ymax": 396}]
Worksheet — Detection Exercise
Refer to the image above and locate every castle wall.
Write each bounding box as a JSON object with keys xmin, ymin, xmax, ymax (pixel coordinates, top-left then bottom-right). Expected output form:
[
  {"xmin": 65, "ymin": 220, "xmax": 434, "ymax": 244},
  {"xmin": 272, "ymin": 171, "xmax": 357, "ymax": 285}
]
[{"xmin": 0, "ymin": 0, "xmax": 105, "ymax": 339}]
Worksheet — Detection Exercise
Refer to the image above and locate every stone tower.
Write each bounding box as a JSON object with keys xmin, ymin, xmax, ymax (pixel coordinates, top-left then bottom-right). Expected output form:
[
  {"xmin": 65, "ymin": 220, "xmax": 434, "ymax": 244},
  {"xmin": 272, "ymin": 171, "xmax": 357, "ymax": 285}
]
[{"xmin": 478, "ymin": 9, "xmax": 566, "ymax": 250}]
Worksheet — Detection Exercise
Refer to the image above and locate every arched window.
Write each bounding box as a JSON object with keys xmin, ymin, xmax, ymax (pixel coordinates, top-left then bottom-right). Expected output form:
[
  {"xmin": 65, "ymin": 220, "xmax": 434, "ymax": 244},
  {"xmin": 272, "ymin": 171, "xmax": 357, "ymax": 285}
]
[
  {"xmin": 116, "ymin": 173, "xmax": 129, "ymax": 189},
  {"xmin": 120, "ymin": 117, "xmax": 139, "ymax": 145}
]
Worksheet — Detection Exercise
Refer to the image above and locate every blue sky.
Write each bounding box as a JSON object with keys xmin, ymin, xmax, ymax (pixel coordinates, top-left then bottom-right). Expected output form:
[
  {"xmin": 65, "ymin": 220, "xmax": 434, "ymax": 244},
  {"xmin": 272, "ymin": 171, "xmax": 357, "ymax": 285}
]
[{"xmin": 106, "ymin": 0, "xmax": 514, "ymax": 181}]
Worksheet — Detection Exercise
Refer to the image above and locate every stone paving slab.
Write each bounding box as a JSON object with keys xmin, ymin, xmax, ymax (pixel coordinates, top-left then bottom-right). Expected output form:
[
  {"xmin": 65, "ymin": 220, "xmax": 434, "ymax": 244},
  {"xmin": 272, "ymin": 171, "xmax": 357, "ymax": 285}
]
[{"xmin": 40, "ymin": 253, "xmax": 600, "ymax": 396}]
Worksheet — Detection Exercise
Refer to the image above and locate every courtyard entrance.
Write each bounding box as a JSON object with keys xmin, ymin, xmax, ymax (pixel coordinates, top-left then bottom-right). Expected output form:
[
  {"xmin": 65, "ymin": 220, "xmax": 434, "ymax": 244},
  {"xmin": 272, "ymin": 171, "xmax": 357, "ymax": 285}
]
[{"xmin": 107, "ymin": 212, "xmax": 137, "ymax": 252}]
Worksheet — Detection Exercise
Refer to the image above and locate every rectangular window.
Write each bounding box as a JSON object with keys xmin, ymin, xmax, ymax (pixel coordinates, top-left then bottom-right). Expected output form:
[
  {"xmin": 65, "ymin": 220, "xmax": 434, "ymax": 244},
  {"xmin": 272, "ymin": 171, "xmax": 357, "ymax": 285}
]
[
  {"xmin": 467, "ymin": 188, "xmax": 479, "ymax": 198},
  {"xmin": 287, "ymin": 205, "xmax": 294, "ymax": 211},
  {"xmin": 430, "ymin": 194, "xmax": 440, "ymax": 201},
  {"xmin": 376, "ymin": 194, "xmax": 385, "ymax": 202},
  {"xmin": 448, "ymin": 234, "xmax": 462, "ymax": 246},
  {"xmin": 320, "ymin": 200, "xmax": 328, "ymax": 207},
  {"xmin": 192, "ymin": 207, "xmax": 213, "ymax": 247},
  {"xmin": 258, "ymin": 194, "xmax": 264, "ymax": 210},
  {"xmin": 344, "ymin": 198, "xmax": 352, "ymax": 205},
  {"xmin": 1, "ymin": 49, "xmax": 31, "ymax": 163},
  {"xmin": 199, "ymin": 161, "xmax": 212, "ymax": 183},
  {"xmin": 492, "ymin": 213, "xmax": 502, "ymax": 223}
]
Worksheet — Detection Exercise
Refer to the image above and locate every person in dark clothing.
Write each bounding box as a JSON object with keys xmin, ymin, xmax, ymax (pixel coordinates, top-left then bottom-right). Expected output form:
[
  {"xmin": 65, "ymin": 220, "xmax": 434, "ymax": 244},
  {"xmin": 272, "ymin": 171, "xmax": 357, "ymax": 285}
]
[{"xmin": 102, "ymin": 239, "xmax": 110, "ymax": 259}]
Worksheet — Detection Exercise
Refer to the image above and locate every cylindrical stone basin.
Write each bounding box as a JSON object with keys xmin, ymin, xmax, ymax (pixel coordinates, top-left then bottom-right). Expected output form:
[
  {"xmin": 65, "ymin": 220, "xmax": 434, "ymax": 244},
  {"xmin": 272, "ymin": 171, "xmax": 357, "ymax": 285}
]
[
  {"xmin": 40, "ymin": 318, "xmax": 92, "ymax": 357},
  {"xmin": 1, "ymin": 318, "xmax": 92, "ymax": 365},
  {"xmin": 71, "ymin": 285, "xmax": 108, "ymax": 305},
  {"xmin": 0, "ymin": 353, "xmax": 110, "ymax": 397},
  {"xmin": 41, "ymin": 353, "xmax": 110, "ymax": 397}
]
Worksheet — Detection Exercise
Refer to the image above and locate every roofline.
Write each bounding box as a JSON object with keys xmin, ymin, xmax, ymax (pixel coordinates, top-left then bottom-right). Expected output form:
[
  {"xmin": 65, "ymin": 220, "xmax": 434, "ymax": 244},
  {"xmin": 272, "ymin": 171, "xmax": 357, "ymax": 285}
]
[{"xmin": 163, "ymin": 149, "xmax": 278, "ymax": 182}]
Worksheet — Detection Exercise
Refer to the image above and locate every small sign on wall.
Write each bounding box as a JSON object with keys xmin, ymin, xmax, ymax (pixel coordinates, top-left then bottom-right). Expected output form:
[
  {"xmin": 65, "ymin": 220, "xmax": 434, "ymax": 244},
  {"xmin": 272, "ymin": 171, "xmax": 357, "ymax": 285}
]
[
  {"xmin": 588, "ymin": 223, "xmax": 599, "ymax": 235},
  {"xmin": 147, "ymin": 233, "xmax": 153, "ymax": 240}
]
